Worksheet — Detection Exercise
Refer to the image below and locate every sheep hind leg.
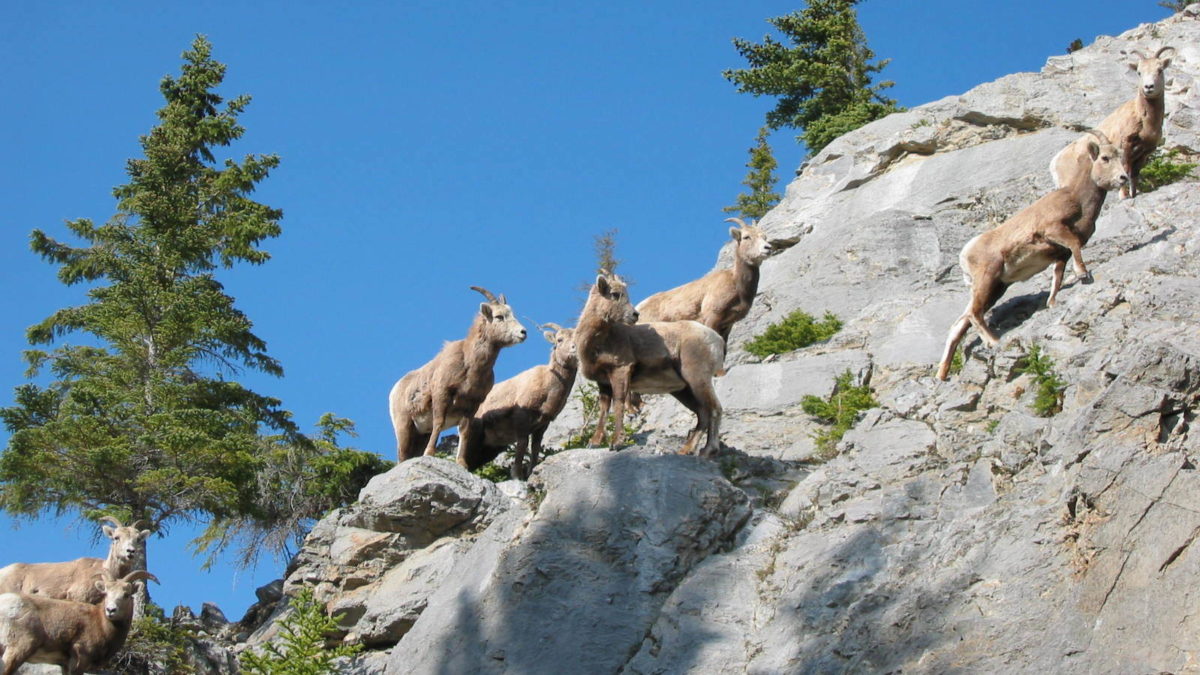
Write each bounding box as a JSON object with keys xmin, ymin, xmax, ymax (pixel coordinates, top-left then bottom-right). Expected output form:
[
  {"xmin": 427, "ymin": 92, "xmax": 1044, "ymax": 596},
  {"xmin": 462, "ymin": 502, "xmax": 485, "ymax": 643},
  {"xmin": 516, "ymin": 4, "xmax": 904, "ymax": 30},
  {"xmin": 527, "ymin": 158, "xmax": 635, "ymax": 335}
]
[
  {"xmin": 1047, "ymin": 260, "xmax": 1067, "ymax": 308},
  {"xmin": 965, "ymin": 277, "xmax": 1009, "ymax": 348},
  {"xmin": 936, "ymin": 315, "xmax": 971, "ymax": 381},
  {"xmin": 670, "ymin": 388, "xmax": 706, "ymax": 456}
]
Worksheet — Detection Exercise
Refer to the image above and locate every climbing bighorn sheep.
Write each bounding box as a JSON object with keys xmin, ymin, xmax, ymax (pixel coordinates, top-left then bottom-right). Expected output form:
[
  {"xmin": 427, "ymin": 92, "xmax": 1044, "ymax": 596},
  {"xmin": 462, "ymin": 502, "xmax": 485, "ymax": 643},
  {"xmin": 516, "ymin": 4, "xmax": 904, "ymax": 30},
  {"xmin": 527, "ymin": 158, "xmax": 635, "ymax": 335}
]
[
  {"xmin": 460, "ymin": 323, "xmax": 578, "ymax": 480},
  {"xmin": 1052, "ymin": 46, "xmax": 1175, "ymax": 198},
  {"xmin": 0, "ymin": 570, "xmax": 158, "ymax": 675},
  {"xmin": 389, "ymin": 286, "xmax": 527, "ymax": 465},
  {"xmin": 937, "ymin": 129, "xmax": 1128, "ymax": 380},
  {"xmin": 636, "ymin": 217, "xmax": 773, "ymax": 345},
  {"xmin": 577, "ymin": 273, "xmax": 725, "ymax": 457},
  {"xmin": 0, "ymin": 517, "xmax": 150, "ymax": 604}
]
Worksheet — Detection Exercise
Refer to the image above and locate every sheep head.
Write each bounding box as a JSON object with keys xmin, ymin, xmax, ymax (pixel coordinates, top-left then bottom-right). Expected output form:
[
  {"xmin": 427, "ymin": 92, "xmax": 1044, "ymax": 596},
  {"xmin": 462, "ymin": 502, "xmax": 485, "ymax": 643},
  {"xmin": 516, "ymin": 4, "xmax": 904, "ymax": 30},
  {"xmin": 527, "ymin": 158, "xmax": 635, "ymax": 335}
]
[
  {"xmin": 471, "ymin": 286, "xmax": 527, "ymax": 346},
  {"xmin": 94, "ymin": 570, "xmax": 159, "ymax": 623},
  {"xmin": 541, "ymin": 323, "xmax": 578, "ymax": 369},
  {"xmin": 1083, "ymin": 129, "xmax": 1129, "ymax": 191},
  {"xmin": 100, "ymin": 516, "xmax": 151, "ymax": 566},
  {"xmin": 1129, "ymin": 46, "xmax": 1175, "ymax": 99},
  {"xmin": 588, "ymin": 274, "xmax": 638, "ymax": 326},
  {"xmin": 725, "ymin": 217, "xmax": 772, "ymax": 266}
]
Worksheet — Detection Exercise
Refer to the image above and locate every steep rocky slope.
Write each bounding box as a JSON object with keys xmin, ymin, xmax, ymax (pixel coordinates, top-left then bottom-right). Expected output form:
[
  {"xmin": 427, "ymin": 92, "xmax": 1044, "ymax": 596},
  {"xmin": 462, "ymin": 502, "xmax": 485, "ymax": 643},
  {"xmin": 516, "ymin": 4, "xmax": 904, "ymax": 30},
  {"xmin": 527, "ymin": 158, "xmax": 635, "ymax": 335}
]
[{"xmin": 235, "ymin": 14, "xmax": 1199, "ymax": 674}]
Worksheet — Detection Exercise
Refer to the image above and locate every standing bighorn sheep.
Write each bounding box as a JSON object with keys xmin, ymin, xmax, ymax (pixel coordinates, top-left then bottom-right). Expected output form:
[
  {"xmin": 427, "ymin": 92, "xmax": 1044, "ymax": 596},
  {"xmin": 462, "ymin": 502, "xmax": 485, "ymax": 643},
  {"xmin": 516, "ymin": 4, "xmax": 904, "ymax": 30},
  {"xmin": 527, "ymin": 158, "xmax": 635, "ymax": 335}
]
[
  {"xmin": 577, "ymin": 273, "xmax": 725, "ymax": 457},
  {"xmin": 0, "ymin": 570, "xmax": 158, "ymax": 675},
  {"xmin": 0, "ymin": 517, "xmax": 150, "ymax": 604},
  {"xmin": 389, "ymin": 286, "xmax": 527, "ymax": 465},
  {"xmin": 459, "ymin": 323, "xmax": 578, "ymax": 480},
  {"xmin": 1052, "ymin": 46, "xmax": 1175, "ymax": 198},
  {"xmin": 636, "ymin": 217, "xmax": 773, "ymax": 344},
  {"xmin": 937, "ymin": 129, "xmax": 1128, "ymax": 380}
]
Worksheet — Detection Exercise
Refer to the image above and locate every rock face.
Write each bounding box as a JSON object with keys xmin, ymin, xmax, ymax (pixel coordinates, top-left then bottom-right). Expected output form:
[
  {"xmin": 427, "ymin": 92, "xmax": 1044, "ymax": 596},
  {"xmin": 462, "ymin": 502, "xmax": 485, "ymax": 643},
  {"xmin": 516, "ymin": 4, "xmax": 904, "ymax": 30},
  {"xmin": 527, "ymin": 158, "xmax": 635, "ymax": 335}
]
[{"xmin": 240, "ymin": 15, "xmax": 1200, "ymax": 675}]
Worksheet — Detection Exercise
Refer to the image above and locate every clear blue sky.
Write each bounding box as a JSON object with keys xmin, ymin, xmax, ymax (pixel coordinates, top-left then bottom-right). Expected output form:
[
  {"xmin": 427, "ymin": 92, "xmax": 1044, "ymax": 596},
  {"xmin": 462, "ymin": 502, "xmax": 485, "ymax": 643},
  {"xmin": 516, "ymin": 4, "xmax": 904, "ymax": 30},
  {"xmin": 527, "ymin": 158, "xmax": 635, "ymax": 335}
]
[{"xmin": 0, "ymin": 1, "xmax": 1164, "ymax": 619}]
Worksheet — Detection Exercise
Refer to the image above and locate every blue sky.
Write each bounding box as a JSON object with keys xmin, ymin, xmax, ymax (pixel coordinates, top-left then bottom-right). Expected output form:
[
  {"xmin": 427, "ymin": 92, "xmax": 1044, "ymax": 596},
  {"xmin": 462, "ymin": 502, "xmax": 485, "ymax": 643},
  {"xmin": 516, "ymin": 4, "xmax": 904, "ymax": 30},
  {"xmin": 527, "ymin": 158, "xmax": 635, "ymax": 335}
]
[{"xmin": 0, "ymin": 1, "xmax": 1164, "ymax": 619}]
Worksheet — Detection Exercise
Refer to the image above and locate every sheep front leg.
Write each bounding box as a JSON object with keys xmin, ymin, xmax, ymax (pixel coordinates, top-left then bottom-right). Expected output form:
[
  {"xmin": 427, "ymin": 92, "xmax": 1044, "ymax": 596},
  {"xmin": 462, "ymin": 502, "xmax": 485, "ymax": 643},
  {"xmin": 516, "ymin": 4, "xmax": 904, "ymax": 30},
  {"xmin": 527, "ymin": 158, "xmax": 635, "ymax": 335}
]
[
  {"xmin": 608, "ymin": 368, "xmax": 633, "ymax": 451},
  {"xmin": 1043, "ymin": 223, "xmax": 1092, "ymax": 284},
  {"xmin": 588, "ymin": 385, "xmax": 613, "ymax": 447},
  {"xmin": 528, "ymin": 427, "xmax": 547, "ymax": 476},
  {"xmin": 455, "ymin": 419, "xmax": 474, "ymax": 468},
  {"xmin": 424, "ymin": 396, "xmax": 450, "ymax": 457},
  {"xmin": 512, "ymin": 435, "xmax": 529, "ymax": 481},
  {"xmin": 1047, "ymin": 260, "xmax": 1067, "ymax": 308}
]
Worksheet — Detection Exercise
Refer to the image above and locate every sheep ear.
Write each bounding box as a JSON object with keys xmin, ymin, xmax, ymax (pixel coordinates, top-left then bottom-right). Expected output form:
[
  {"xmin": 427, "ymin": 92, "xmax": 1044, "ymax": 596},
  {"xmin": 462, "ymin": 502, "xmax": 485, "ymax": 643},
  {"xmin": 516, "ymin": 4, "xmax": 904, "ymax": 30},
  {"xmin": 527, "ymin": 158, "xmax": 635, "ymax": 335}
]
[
  {"xmin": 543, "ymin": 331, "xmax": 556, "ymax": 344},
  {"xmin": 1087, "ymin": 141, "xmax": 1101, "ymax": 159},
  {"xmin": 102, "ymin": 525, "xmax": 115, "ymax": 539},
  {"xmin": 95, "ymin": 580, "xmax": 106, "ymax": 593},
  {"xmin": 730, "ymin": 227, "xmax": 742, "ymax": 242},
  {"xmin": 138, "ymin": 529, "xmax": 151, "ymax": 542},
  {"xmin": 479, "ymin": 303, "xmax": 494, "ymax": 321},
  {"xmin": 1161, "ymin": 58, "xmax": 1172, "ymax": 68},
  {"xmin": 596, "ymin": 276, "xmax": 611, "ymax": 296},
  {"xmin": 1128, "ymin": 60, "xmax": 1139, "ymax": 71}
]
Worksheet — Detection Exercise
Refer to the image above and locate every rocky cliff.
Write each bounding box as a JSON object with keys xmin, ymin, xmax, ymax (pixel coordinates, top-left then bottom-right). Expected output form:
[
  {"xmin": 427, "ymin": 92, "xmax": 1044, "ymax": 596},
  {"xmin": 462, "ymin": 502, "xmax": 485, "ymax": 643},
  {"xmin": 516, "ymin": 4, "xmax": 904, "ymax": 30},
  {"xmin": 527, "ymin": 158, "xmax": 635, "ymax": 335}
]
[{"xmin": 237, "ymin": 13, "xmax": 1199, "ymax": 674}]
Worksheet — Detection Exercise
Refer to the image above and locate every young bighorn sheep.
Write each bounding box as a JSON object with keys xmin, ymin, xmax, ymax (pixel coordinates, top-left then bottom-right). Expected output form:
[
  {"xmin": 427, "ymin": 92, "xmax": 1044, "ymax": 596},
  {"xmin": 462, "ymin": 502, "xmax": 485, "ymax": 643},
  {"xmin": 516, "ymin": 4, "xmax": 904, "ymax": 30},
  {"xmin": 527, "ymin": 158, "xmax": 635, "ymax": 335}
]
[
  {"xmin": 578, "ymin": 273, "xmax": 726, "ymax": 457},
  {"xmin": 635, "ymin": 217, "xmax": 773, "ymax": 344},
  {"xmin": 459, "ymin": 323, "xmax": 578, "ymax": 480},
  {"xmin": 937, "ymin": 130, "xmax": 1128, "ymax": 380},
  {"xmin": 1052, "ymin": 46, "xmax": 1175, "ymax": 198},
  {"xmin": 0, "ymin": 570, "xmax": 158, "ymax": 675},
  {"xmin": 389, "ymin": 286, "xmax": 527, "ymax": 465},
  {"xmin": 0, "ymin": 517, "xmax": 150, "ymax": 604}
]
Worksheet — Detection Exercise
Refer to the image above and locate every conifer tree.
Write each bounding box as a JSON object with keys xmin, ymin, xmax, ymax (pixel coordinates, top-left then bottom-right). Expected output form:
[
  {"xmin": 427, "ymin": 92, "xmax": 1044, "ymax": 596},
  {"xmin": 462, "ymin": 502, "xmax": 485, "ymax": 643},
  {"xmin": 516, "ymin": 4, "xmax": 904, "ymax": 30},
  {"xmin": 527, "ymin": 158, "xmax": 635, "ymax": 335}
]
[
  {"xmin": 724, "ymin": 127, "xmax": 782, "ymax": 220},
  {"xmin": 0, "ymin": 36, "xmax": 385, "ymax": 571},
  {"xmin": 724, "ymin": 0, "xmax": 901, "ymax": 155}
]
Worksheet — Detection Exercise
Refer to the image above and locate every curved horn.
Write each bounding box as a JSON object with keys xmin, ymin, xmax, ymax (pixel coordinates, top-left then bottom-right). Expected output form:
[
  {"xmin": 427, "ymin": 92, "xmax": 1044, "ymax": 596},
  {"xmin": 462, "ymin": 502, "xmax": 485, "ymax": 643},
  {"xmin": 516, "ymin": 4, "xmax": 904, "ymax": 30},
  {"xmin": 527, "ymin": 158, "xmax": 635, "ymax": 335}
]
[
  {"xmin": 724, "ymin": 217, "xmax": 749, "ymax": 228},
  {"xmin": 130, "ymin": 520, "xmax": 147, "ymax": 531},
  {"xmin": 122, "ymin": 570, "xmax": 160, "ymax": 585},
  {"xmin": 469, "ymin": 286, "xmax": 499, "ymax": 303},
  {"xmin": 1156, "ymin": 46, "xmax": 1176, "ymax": 59},
  {"xmin": 542, "ymin": 322, "xmax": 564, "ymax": 333},
  {"xmin": 1130, "ymin": 48, "xmax": 1148, "ymax": 60},
  {"xmin": 98, "ymin": 516, "xmax": 124, "ymax": 528},
  {"xmin": 1084, "ymin": 128, "xmax": 1113, "ymax": 146}
]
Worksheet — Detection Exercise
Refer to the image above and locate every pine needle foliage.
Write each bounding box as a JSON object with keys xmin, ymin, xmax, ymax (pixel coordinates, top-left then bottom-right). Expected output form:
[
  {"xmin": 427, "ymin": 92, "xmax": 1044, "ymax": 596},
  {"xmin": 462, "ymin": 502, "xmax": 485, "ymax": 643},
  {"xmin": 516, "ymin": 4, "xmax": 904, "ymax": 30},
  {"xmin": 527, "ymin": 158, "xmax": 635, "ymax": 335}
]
[
  {"xmin": 724, "ymin": 127, "xmax": 782, "ymax": 220},
  {"xmin": 801, "ymin": 370, "xmax": 877, "ymax": 459},
  {"xmin": 1015, "ymin": 344, "xmax": 1066, "ymax": 417},
  {"xmin": 1138, "ymin": 148, "xmax": 1198, "ymax": 193},
  {"xmin": 724, "ymin": 0, "xmax": 902, "ymax": 155},
  {"xmin": 110, "ymin": 603, "xmax": 196, "ymax": 674},
  {"xmin": 744, "ymin": 310, "xmax": 842, "ymax": 358},
  {"xmin": 0, "ymin": 35, "xmax": 381, "ymax": 568},
  {"xmin": 240, "ymin": 588, "xmax": 361, "ymax": 675}
]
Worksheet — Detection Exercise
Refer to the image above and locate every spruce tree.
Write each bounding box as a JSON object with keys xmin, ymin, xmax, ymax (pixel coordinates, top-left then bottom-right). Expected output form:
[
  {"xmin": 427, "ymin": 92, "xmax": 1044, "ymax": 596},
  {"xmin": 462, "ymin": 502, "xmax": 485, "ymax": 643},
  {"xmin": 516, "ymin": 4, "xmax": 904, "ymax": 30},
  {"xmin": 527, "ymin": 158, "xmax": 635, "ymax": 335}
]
[
  {"xmin": 724, "ymin": 0, "xmax": 901, "ymax": 155},
  {"xmin": 0, "ymin": 36, "xmax": 385, "ymax": 571},
  {"xmin": 724, "ymin": 127, "xmax": 782, "ymax": 221}
]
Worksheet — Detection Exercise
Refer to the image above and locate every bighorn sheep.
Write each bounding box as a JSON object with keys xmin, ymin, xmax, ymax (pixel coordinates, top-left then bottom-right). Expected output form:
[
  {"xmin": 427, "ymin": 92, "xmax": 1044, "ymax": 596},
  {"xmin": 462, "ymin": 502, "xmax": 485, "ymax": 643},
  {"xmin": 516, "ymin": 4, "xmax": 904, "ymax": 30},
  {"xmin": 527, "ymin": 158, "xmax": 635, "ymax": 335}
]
[
  {"xmin": 1052, "ymin": 46, "xmax": 1175, "ymax": 198},
  {"xmin": 577, "ymin": 273, "xmax": 725, "ymax": 457},
  {"xmin": 0, "ymin": 517, "xmax": 150, "ymax": 604},
  {"xmin": 389, "ymin": 286, "xmax": 527, "ymax": 465},
  {"xmin": 636, "ymin": 217, "xmax": 773, "ymax": 345},
  {"xmin": 0, "ymin": 570, "xmax": 158, "ymax": 675},
  {"xmin": 937, "ymin": 129, "xmax": 1128, "ymax": 380},
  {"xmin": 459, "ymin": 323, "xmax": 578, "ymax": 480}
]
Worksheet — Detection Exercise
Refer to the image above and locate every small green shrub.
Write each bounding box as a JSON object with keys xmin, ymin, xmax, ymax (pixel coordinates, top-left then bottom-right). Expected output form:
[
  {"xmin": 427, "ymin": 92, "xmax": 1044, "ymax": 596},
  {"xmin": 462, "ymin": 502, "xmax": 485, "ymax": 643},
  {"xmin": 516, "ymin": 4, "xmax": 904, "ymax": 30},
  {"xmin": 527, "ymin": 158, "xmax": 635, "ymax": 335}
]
[
  {"xmin": 1138, "ymin": 148, "xmax": 1198, "ymax": 193},
  {"xmin": 744, "ymin": 310, "xmax": 843, "ymax": 358},
  {"xmin": 801, "ymin": 370, "xmax": 878, "ymax": 459},
  {"xmin": 949, "ymin": 347, "xmax": 964, "ymax": 376},
  {"xmin": 1015, "ymin": 344, "xmax": 1066, "ymax": 417},
  {"xmin": 984, "ymin": 419, "xmax": 1000, "ymax": 434},
  {"xmin": 240, "ymin": 588, "xmax": 361, "ymax": 675},
  {"xmin": 563, "ymin": 382, "xmax": 639, "ymax": 449},
  {"xmin": 111, "ymin": 603, "xmax": 196, "ymax": 674}
]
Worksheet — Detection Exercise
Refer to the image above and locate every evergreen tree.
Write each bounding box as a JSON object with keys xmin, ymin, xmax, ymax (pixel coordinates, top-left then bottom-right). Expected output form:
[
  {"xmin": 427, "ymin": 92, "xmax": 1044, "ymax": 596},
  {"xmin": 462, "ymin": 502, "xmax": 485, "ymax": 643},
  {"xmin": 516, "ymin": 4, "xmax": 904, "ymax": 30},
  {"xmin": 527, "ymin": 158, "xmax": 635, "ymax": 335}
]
[
  {"xmin": 0, "ymin": 36, "xmax": 385, "ymax": 571},
  {"xmin": 724, "ymin": 0, "xmax": 902, "ymax": 155},
  {"xmin": 1159, "ymin": 1, "xmax": 1192, "ymax": 12},
  {"xmin": 724, "ymin": 127, "xmax": 782, "ymax": 220}
]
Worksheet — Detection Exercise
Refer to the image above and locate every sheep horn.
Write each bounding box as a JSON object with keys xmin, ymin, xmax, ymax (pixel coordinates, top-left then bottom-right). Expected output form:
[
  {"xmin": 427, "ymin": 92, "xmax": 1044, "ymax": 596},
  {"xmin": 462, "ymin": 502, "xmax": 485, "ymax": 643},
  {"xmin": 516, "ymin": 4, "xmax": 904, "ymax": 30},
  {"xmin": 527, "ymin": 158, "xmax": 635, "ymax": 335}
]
[
  {"xmin": 122, "ymin": 570, "xmax": 159, "ymax": 585},
  {"xmin": 470, "ymin": 286, "xmax": 499, "ymax": 303},
  {"xmin": 1084, "ymin": 128, "xmax": 1113, "ymax": 146},
  {"xmin": 724, "ymin": 217, "xmax": 749, "ymax": 228},
  {"xmin": 1130, "ymin": 48, "xmax": 1148, "ymax": 60},
  {"xmin": 542, "ymin": 322, "xmax": 564, "ymax": 333},
  {"xmin": 130, "ymin": 520, "xmax": 147, "ymax": 531},
  {"xmin": 98, "ymin": 516, "xmax": 123, "ymax": 528},
  {"xmin": 1156, "ymin": 46, "xmax": 1176, "ymax": 59}
]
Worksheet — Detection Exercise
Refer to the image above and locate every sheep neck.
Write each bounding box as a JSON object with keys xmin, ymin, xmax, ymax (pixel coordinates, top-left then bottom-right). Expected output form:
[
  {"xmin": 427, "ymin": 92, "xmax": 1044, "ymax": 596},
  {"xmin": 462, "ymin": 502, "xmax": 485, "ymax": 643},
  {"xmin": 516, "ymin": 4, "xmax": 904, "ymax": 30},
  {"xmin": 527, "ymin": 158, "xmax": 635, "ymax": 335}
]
[
  {"xmin": 575, "ymin": 300, "xmax": 620, "ymax": 375},
  {"xmin": 733, "ymin": 254, "xmax": 761, "ymax": 306},
  {"xmin": 1063, "ymin": 172, "xmax": 1109, "ymax": 240},
  {"xmin": 463, "ymin": 319, "xmax": 503, "ymax": 377}
]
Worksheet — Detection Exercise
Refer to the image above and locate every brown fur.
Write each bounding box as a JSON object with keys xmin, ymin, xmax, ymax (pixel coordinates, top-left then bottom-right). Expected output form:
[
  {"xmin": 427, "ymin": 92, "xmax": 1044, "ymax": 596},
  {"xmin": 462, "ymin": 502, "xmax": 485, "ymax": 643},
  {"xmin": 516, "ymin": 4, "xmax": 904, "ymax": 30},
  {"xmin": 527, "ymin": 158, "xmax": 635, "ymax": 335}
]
[
  {"xmin": 937, "ymin": 130, "xmax": 1128, "ymax": 380},
  {"xmin": 636, "ymin": 218, "xmax": 772, "ymax": 345},
  {"xmin": 0, "ymin": 571, "xmax": 158, "ymax": 675},
  {"xmin": 389, "ymin": 287, "xmax": 527, "ymax": 466},
  {"xmin": 460, "ymin": 325, "xmax": 578, "ymax": 480},
  {"xmin": 577, "ymin": 273, "xmax": 725, "ymax": 457},
  {"xmin": 0, "ymin": 518, "xmax": 150, "ymax": 605},
  {"xmin": 1052, "ymin": 47, "xmax": 1174, "ymax": 198}
]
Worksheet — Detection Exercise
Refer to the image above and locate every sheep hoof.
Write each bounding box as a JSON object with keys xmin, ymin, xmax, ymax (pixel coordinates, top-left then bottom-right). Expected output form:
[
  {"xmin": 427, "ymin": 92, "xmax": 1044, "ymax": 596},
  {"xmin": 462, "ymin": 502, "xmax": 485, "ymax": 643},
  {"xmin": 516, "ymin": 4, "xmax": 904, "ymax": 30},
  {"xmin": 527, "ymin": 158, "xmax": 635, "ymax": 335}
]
[{"xmin": 1079, "ymin": 272, "xmax": 1094, "ymax": 285}]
